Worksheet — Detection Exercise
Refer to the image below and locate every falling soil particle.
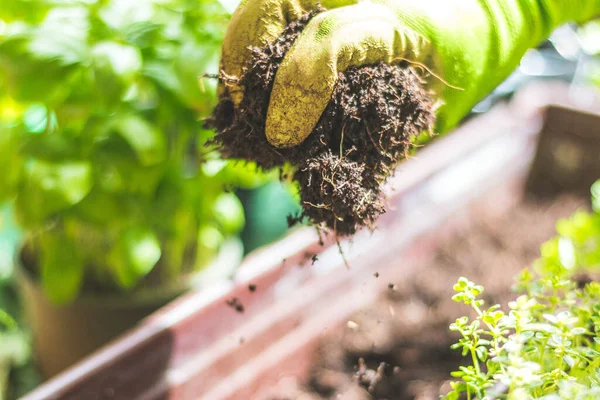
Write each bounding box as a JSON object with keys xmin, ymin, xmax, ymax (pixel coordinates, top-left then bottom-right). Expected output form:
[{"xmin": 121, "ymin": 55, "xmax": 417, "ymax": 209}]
[
  {"xmin": 226, "ymin": 297, "xmax": 245, "ymax": 313},
  {"xmin": 374, "ymin": 273, "xmax": 380, "ymax": 278},
  {"xmin": 301, "ymin": 252, "xmax": 317, "ymax": 267},
  {"xmin": 249, "ymin": 284, "xmax": 257, "ymax": 292},
  {"xmin": 266, "ymin": 195, "xmax": 586, "ymax": 400},
  {"xmin": 209, "ymin": 9, "xmax": 435, "ymax": 237}
]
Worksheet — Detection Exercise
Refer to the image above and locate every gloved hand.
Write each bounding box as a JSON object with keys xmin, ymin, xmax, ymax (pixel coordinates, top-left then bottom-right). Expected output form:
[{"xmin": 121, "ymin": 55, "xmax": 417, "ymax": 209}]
[{"xmin": 220, "ymin": 0, "xmax": 600, "ymax": 148}]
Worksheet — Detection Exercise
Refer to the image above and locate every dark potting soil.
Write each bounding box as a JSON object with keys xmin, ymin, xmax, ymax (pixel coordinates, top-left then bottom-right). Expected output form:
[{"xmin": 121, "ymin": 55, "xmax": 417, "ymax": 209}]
[
  {"xmin": 208, "ymin": 11, "xmax": 435, "ymax": 236},
  {"xmin": 264, "ymin": 195, "xmax": 586, "ymax": 400}
]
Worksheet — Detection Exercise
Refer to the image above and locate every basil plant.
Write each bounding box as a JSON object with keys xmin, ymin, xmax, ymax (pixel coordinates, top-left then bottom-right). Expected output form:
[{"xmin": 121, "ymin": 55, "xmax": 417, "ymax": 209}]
[{"xmin": 0, "ymin": 0, "xmax": 264, "ymax": 304}]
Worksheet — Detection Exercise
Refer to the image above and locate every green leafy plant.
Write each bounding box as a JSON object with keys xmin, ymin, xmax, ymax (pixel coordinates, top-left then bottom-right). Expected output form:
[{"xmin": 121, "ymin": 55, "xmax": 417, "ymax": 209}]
[
  {"xmin": 446, "ymin": 183, "xmax": 600, "ymax": 400},
  {"xmin": 0, "ymin": 309, "xmax": 30, "ymax": 400},
  {"xmin": 0, "ymin": 0, "xmax": 265, "ymax": 303}
]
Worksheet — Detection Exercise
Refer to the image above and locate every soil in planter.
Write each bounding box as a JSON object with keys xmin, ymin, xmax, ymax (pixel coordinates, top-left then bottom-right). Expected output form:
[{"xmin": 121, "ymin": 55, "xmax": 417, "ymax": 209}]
[
  {"xmin": 208, "ymin": 10, "xmax": 435, "ymax": 236},
  {"xmin": 265, "ymin": 194, "xmax": 586, "ymax": 400}
]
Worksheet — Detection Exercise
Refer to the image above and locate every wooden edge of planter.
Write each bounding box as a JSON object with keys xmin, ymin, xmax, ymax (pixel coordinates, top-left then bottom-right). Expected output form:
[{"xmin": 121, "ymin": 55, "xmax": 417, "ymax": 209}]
[{"xmin": 20, "ymin": 81, "xmax": 600, "ymax": 400}]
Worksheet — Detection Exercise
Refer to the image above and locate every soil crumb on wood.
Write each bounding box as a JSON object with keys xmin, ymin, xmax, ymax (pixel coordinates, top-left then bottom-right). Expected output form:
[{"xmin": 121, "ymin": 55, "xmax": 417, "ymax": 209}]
[
  {"xmin": 264, "ymin": 195, "xmax": 585, "ymax": 400},
  {"xmin": 226, "ymin": 297, "xmax": 245, "ymax": 313},
  {"xmin": 208, "ymin": 10, "xmax": 435, "ymax": 236}
]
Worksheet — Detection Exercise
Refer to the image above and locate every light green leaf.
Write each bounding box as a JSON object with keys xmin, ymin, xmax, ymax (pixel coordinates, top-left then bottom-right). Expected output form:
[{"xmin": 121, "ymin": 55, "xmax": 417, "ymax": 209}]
[
  {"xmin": 17, "ymin": 160, "xmax": 93, "ymax": 224},
  {"xmin": 91, "ymin": 41, "xmax": 142, "ymax": 101},
  {"xmin": 72, "ymin": 189, "xmax": 132, "ymax": 226},
  {"xmin": 0, "ymin": 38, "xmax": 77, "ymax": 102},
  {"xmin": 113, "ymin": 116, "xmax": 166, "ymax": 166},
  {"xmin": 210, "ymin": 159, "xmax": 275, "ymax": 189},
  {"xmin": 199, "ymin": 225, "xmax": 224, "ymax": 250},
  {"xmin": 0, "ymin": 309, "xmax": 17, "ymax": 331},
  {"xmin": 142, "ymin": 61, "xmax": 180, "ymax": 94},
  {"xmin": 217, "ymin": 0, "xmax": 241, "ymax": 14},
  {"xmin": 40, "ymin": 233, "xmax": 84, "ymax": 304},
  {"xmin": 213, "ymin": 192, "xmax": 245, "ymax": 233},
  {"xmin": 92, "ymin": 136, "xmax": 164, "ymax": 195},
  {"xmin": 196, "ymin": 224, "xmax": 224, "ymax": 267},
  {"xmin": 99, "ymin": 0, "xmax": 154, "ymax": 32},
  {"xmin": 123, "ymin": 21, "xmax": 160, "ymax": 48},
  {"xmin": 0, "ymin": 331, "xmax": 30, "ymax": 366},
  {"xmin": 591, "ymin": 180, "xmax": 600, "ymax": 213},
  {"xmin": 0, "ymin": 128, "xmax": 22, "ymax": 203},
  {"xmin": 28, "ymin": 7, "xmax": 89, "ymax": 65},
  {"xmin": 22, "ymin": 103, "xmax": 48, "ymax": 133},
  {"xmin": 173, "ymin": 41, "xmax": 218, "ymax": 109},
  {"xmin": 110, "ymin": 227, "xmax": 161, "ymax": 289},
  {"xmin": 0, "ymin": 0, "xmax": 50, "ymax": 23},
  {"xmin": 91, "ymin": 42, "xmax": 142, "ymax": 81},
  {"xmin": 579, "ymin": 20, "xmax": 600, "ymax": 55}
]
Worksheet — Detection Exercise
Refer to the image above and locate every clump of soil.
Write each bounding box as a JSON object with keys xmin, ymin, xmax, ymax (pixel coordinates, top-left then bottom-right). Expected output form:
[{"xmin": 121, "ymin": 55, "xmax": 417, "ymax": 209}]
[
  {"xmin": 208, "ymin": 10, "xmax": 435, "ymax": 236},
  {"xmin": 265, "ymin": 195, "xmax": 585, "ymax": 400}
]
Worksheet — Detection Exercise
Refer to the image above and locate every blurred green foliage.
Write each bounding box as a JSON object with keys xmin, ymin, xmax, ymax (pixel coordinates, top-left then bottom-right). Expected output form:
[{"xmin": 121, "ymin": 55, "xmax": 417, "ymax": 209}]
[
  {"xmin": 0, "ymin": 206, "xmax": 38, "ymax": 399},
  {"xmin": 0, "ymin": 308, "xmax": 34, "ymax": 400},
  {"xmin": 530, "ymin": 179, "xmax": 600, "ymax": 282},
  {"xmin": 0, "ymin": 0, "xmax": 268, "ymax": 304}
]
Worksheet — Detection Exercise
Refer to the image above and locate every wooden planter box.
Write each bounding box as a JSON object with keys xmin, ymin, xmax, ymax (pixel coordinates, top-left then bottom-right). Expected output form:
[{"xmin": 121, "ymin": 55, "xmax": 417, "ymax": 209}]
[{"xmin": 21, "ymin": 81, "xmax": 600, "ymax": 400}]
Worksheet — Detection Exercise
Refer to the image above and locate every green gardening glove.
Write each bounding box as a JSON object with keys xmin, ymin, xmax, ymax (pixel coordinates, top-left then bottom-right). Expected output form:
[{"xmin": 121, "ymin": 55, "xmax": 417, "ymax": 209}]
[{"xmin": 220, "ymin": 0, "xmax": 600, "ymax": 148}]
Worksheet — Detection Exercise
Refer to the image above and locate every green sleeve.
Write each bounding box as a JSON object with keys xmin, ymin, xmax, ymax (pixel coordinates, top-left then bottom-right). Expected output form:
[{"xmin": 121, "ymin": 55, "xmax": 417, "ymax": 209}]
[{"xmin": 383, "ymin": 0, "xmax": 600, "ymax": 132}]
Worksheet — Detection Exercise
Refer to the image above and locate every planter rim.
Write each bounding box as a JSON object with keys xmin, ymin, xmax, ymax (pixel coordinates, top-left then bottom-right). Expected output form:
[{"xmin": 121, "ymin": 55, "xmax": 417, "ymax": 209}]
[{"xmin": 16, "ymin": 238, "xmax": 243, "ymax": 308}]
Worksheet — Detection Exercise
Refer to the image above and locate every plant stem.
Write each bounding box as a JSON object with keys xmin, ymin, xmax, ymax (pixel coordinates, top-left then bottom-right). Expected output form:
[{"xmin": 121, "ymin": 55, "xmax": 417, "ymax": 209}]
[
  {"xmin": 471, "ymin": 346, "xmax": 481, "ymax": 376},
  {"xmin": 539, "ymin": 337, "xmax": 549, "ymax": 366}
]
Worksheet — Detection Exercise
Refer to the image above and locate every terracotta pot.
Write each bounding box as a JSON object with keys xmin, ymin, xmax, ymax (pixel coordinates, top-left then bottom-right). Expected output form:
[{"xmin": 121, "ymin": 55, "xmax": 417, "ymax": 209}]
[{"xmin": 18, "ymin": 239, "xmax": 242, "ymax": 379}]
